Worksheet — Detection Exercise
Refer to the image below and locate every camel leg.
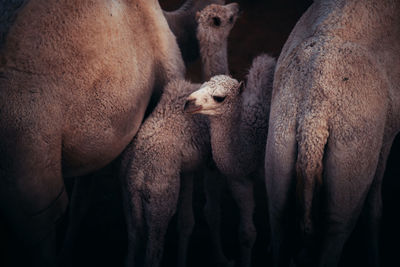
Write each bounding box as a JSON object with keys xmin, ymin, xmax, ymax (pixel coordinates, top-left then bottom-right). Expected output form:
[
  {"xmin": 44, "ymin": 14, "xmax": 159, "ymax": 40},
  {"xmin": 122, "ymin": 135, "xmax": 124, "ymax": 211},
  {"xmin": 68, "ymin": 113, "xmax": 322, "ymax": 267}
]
[
  {"xmin": 177, "ymin": 172, "xmax": 195, "ymax": 267},
  {"xmin": 203, "ymin": 168, "xmax": 233, "ymax": 267},
  {"xmin": 121, "ymin": 177, "xmax": 142, "ymax": 267},
  {"xmin": 317, "ymin": 137, "xmax": 382, "ymax": 267},
  {"xmin": 59, "ymin": 175, "xmax": 96, "ymax": 266},
  {"xmin": 142, "ymin": 173, "xmax": 181, "ymax": 267},
  {"xmin": 228, "ymin": 178, "xmax": 256, "ymax": 267},
  {"xmin": 0, "ymin": 131, "xmax": 68, "ymax": 266},
  {"xmin": 265, "ymin": 121, "xmax": 297, "ymax": 267},
  {"xmin": 359, "ymin": 136, "xmax": 395, "ymax": 267},
  {"xmin": 122, "ymin": 168, "xmax": 181, "ymax": 267},
  {"xmin": 119, "ymin": 152, "xmax": 144, "ymax": 267}
]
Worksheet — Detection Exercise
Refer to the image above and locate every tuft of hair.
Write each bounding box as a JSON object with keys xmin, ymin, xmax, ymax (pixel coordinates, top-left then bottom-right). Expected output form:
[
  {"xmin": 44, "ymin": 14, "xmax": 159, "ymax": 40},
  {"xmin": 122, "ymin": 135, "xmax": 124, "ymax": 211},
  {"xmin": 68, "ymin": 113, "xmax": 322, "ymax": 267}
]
[
  {"xmin": 158, "ymin": 79, "xmax": 201, "ymax": 112},
  {"xmin": 244, "ymin": 54, "xmax": 276, "ymax": 105}
]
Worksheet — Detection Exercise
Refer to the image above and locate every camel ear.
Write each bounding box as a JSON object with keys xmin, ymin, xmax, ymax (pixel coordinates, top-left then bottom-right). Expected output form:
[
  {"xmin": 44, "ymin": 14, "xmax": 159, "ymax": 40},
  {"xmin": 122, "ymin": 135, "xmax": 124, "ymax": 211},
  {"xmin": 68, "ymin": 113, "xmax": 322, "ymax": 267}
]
[{"xmin": 238, "ymin": 81, "xmax": 245, "ymax": 95}]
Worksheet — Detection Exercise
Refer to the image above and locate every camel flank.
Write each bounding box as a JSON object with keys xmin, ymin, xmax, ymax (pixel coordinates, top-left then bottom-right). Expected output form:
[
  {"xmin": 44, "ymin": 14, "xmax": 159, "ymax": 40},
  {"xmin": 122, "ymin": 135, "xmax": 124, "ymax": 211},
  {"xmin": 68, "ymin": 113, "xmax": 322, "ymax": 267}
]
[
  {"xmin": 265, "ymin": 0, "xmax": 400, "ymax": 266},
  {"xmin": 0, "ymin": 0, "xmax": 189, "ymax": 265},
  {"xmin": 1, "ymin": 0, "xmax": 185, "ymax": 175}
]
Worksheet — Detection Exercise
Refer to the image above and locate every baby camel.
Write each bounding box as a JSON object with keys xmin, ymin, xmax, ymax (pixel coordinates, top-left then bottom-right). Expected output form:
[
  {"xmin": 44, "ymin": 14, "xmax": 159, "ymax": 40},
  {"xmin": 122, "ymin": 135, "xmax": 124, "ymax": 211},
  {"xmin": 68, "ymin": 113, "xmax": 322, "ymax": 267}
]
[
  {"xmin": 119, "ymin": 79, "xmax": 211, "ymax": 267},
  {"xmin": 195, "ymin": 3, "xmax": 240, "ymax": 266},
  {"xmin": 196, "ymin": 2, "xmax": 239, "ymax": 80},
  {"xmin": 185, "ymin": 54, "xmax": 276, "ymax": 267},
  {"xmin": 120, "ymin": 3, "xmax": 241, "ymax": 267}
]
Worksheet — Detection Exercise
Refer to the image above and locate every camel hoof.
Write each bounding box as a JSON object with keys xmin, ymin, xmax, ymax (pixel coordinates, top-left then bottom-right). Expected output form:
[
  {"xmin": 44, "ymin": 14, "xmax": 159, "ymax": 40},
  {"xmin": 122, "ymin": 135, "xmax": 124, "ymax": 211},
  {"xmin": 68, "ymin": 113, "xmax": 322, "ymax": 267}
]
[{"xmin": 215, "ymin": 259, "xmax": 235, "ymax": 267}]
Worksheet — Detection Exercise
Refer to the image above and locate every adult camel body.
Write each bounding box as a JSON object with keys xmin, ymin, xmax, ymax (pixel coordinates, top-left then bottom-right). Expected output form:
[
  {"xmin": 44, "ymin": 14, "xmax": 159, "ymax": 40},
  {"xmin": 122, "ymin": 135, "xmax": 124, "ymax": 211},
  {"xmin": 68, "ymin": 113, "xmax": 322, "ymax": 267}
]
[
  {"xmin": 0, "ymin": 0, "xmax": 187, "ymax": 265},
  {"xmin": 265, "ymin": 0, "xmax": 400, "ymax": 266}
]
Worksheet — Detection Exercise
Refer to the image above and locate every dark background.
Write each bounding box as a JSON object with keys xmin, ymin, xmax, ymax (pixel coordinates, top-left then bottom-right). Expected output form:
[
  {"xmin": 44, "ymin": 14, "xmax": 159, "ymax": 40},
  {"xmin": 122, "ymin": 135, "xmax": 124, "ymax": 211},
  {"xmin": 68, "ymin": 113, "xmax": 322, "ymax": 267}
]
[{"xmin": 1, "ymin": 0, "xmax": 399, "ymax": 266}]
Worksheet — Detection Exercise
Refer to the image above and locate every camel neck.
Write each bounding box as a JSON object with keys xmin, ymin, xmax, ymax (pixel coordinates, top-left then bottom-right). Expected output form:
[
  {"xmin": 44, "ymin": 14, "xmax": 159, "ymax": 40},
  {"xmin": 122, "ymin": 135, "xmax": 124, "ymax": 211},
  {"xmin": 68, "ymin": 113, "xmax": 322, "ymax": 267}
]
[
  {"xmin": 208, "ymin": 100, "xmax": 245, "ymax": 173},
  {"xmin": 200, "ymin": 41, "xmax": 229, "ymax": 80}
]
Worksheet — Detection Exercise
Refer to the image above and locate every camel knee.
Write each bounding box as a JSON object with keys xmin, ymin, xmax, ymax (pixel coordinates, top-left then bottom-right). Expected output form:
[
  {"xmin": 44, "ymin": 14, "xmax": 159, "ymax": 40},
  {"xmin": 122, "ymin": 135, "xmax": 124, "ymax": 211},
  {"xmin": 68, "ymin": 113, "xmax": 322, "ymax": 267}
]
[
  {"xmin": 238, "ymin": 223, "xmax": 256, "ymax": 248},
  {"xmin": 204, "ymin": 202, "xmax": 220, "ymax": 226},
  {"xmin": 9, "ymin": 186, "xmax": 68, "ymax": 245},
  {"xmin": 1, "ymin": 186, "xmax": 68, "ymax": 266},
  {"xmin": 142, "ymin": 180, "xmax": 180, "ymax": 235},
  {"xmin": 177, "ymin": 209, "xmax": 194, "ymax": 237}
]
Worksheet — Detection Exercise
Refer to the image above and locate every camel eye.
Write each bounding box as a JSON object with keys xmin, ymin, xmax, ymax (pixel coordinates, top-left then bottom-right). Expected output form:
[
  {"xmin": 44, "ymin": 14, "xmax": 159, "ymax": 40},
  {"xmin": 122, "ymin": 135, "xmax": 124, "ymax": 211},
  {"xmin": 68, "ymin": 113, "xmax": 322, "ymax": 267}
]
[
  {"xmin": 212, "ymin": 17, "xmax": 221, "ymax": 27},
  {"xmin": 213, "ymin": 95, "xmax": 226, "ymax": 103},
  {"xmin": 229, "ymin": 16, "xmax": 234, "ymax": 23}
]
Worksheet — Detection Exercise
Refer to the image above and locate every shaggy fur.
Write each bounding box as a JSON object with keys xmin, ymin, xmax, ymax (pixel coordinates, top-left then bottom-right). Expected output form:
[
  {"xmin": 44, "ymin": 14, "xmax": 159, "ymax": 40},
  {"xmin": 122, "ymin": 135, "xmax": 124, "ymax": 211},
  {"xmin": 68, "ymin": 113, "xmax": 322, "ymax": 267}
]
[
  {"xmin": 265, "ymin": 0, "xmax": 400, "ymax": 266},
  {"xmin": 120, "ymin": 4, "xmax": 240, "ymax": 266},
  {"xmin": 0, "ymin": 0, "xmax": 184, "ymax": 265},
  {"xmin": 164, "ymin": 0, "xmax": 225, "ymax": 63},
  {"xmin": 120, "ymin": 80, "xmax": 212, "ymax": 267},
  {"xmin": 196, "ymin": 3, "xmax": 240, "ymax": 80},
  {"xmin": 185, "ymin": 54, "xmax": 276, "ymax": 267},
  {"xmin": 192, "ymin": 3, "xmax": 240, "ymax": 266}
]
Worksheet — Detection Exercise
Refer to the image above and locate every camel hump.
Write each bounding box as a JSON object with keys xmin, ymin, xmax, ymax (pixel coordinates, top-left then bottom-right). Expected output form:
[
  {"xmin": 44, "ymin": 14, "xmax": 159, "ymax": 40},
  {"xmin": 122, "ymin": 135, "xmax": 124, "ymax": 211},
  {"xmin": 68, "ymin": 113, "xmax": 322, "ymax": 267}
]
[
  {"xmin": 295, "ymin": 113, "xmax": 329, "ymax": 238},
  {"xmin": 245, "ymin": 53, "xmax": 276, "ymax": 102}
]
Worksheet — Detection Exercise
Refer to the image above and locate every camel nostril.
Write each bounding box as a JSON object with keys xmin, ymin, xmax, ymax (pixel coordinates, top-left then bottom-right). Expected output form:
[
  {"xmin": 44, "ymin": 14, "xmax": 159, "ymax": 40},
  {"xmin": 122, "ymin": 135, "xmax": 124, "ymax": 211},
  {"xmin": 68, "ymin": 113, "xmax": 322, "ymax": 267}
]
[
  {"xmin": 184, "ymin": 100, "xmax": 191, "ymax": 111},
  {"xmin": 184, "ymin": 99, "xmax": 202, "ymax": 113},
  {"xmin": 184, "ymin": 99, "xmax": 195, "ymax": 111}
]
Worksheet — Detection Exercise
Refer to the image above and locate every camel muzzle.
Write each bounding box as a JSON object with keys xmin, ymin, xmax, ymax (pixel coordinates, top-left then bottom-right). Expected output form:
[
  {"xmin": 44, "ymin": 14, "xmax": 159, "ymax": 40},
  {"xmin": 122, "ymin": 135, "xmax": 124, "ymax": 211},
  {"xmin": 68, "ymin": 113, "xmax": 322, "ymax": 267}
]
[{"xmin": 184, "ymin": 99, "xmax": 202, "ymax": 114}]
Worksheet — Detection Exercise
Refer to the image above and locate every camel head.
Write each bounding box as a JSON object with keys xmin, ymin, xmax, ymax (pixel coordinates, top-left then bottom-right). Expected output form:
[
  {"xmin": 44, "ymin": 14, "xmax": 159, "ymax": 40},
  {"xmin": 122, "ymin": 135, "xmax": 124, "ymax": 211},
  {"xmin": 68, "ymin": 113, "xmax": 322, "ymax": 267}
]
[
  {"xmin": 196, "ymin": 2, "xmax": 240, "ymax": 45},
  {"xmin": 184, "ymin": 75, "xmax": 244, "ymax": 116}
]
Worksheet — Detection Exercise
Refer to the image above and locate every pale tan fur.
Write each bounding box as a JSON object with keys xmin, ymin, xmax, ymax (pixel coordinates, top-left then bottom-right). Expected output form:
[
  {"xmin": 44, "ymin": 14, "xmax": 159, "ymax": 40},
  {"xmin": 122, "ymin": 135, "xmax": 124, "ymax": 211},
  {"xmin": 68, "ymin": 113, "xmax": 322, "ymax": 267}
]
[
  {"xmin": 164, "ymin": 0, "xmax": 225, "ymax": 62},
  {"xmin": 196, "ymin": 3, "xmax": 240, "ymax": 80},
  {"xmin": 120, "ymin": 80, "xmax": 212, "ymax": 267},
  {"xmin": 265, "ymin": 0, "xmax": 400, "ymax": 266},
  {"xmin": 189, "ymin": 4, "xmax": 240, "ymax": 266},
  {"xmin": 186, "ymin": 55, "xmax": 276, "ymax": 266},
  {"xmin": 118, "ymin": 3, "xmax": 240, "ymax": 267},
  {"xmin": 0, "ymin": 0, "xmax": 184, "ymax": 265}
]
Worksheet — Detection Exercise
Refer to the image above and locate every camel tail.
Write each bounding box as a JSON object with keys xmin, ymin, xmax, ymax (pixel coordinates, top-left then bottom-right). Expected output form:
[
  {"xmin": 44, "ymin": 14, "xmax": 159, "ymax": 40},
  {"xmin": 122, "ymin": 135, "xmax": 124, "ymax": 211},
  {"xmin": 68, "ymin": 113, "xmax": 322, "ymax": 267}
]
[{"xmin": 296, "ymin": 116, "xmax": 329, "ymax": 237}]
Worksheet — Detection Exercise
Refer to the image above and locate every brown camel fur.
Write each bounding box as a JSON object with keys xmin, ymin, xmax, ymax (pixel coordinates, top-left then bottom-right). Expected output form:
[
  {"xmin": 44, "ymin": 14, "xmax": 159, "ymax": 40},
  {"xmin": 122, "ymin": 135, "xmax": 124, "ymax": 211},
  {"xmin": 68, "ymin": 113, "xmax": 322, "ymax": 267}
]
[
  {"xmin": 0, "ymin": 0, "xmax": 185, "ymax": 265},
  {"xmin": 265, "ymin": 0, "xmax": 400, "ymax": 266}
]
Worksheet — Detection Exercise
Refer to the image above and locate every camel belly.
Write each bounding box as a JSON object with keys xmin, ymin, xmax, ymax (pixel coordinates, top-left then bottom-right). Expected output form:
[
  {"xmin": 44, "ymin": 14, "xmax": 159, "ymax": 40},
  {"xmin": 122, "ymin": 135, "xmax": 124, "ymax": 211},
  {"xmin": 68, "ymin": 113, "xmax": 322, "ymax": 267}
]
[
  {"xmin": 61, "ymin": 97, "xmax": 148, "ymax": 177},
  {"xmin": 61, "ymin": 73, "xmax": 155, "ymax": 177},
  {"xmin": 62, "ymin": 128, "xmax": 136, "ymax": 178},
  {"xmin": 1, "ymin": 0, "xmax": 179, "ymax": 177},
  {"xmin": 58, "ymin": 14, "xmax": 157, "ymax": 176}
]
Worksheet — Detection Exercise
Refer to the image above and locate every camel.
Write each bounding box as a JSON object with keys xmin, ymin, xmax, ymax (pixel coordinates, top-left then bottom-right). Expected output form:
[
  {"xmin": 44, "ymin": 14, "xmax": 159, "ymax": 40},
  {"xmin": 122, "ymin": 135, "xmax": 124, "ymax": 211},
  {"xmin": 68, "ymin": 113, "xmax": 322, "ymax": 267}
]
[
  {"xmin": 0, "ymin": 0, "xmax": 192, "ymax": 265},
  {"xmin": 194, "ymin": 5, "xmax": 276, "ymax": 266},
  {"xmin": 185, "ymin": 54, "xmax": 275, "ymax": 267},
  {"xmin": 196, "ymin": 2, "xmax": 240, "ymax": 80},
  {"xmin": 119, "ymin": 79, "xmax": 213, "ymax": 267},
  {"xmin": 164, "ymin": 0, "xmax": 226, "ymax": 63},
  {"xmin": 119, "ymin": 4, "xmax": 240, "ymax": 266},
  {"xmin": 264, "ymin": 0, "xmax": 400, "ymax": 266},
  {"xmin": 195, "ymin": 3, "xmax": 240, "ymax": 266}
]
